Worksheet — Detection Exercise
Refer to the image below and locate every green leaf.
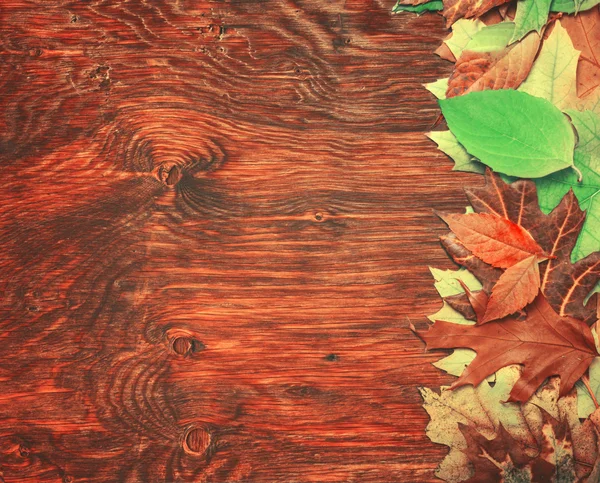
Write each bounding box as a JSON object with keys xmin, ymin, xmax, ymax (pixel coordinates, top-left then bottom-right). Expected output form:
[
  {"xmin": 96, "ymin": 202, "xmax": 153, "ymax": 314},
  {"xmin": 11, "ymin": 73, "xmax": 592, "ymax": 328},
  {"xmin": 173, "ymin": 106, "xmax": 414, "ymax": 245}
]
[
  {"xmin": 536, "ymin": 110, "xmax": 600, "ymax": 261},
  {"xmin": 433, "ymin": 349, "xmax": 476, "ymax": 376},
  {"xmin": 439, "ymin": 89, "xmax": 576, "ymax": 178},
  {"xmin": 550, "ymin": 0, "xmax": 600, "ymax": 13},
  {"xmin": 428, "ymin": 130, "xmax": 484, "ymax": 173},
  {"xmin": 464, "ymin": 22, "xmax": 515, "ymax": 52},
  {"xmin": 576, "ymin": 357, "xmax": 600, "ymax": 418},
  {"xmin": 429, "ymin": 266, "xmax": 482, "ymax": 297},
  {"xmin": 445, "ymin": 19, "xmax": 485, "ymax": 59},
  {"xmin": 511, "ymin": 0, "xmax": 551, "ymax": 43},
  {"xmin": 424, "ymin": 78, "xmax": 448, "ymax": 99},
  {"xmin": 393, "ymin": 0, "xmax": 443, "ymax": 13},
  {"xmin": 518, "ymin": 20, "xmax": 579, "ymax": 110}
]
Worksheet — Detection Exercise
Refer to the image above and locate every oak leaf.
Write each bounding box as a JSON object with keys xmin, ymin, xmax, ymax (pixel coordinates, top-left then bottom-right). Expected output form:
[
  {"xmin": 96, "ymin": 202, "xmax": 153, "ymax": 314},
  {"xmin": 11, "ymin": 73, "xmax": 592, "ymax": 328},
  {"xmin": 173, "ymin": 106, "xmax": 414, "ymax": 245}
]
[
  {"xmin": 420, "ymin": 294, "xmax": 598, "ymax": 402},
  {"xmin": 446, "ymin": 30, "xmax": 540, "ymax": 98}
]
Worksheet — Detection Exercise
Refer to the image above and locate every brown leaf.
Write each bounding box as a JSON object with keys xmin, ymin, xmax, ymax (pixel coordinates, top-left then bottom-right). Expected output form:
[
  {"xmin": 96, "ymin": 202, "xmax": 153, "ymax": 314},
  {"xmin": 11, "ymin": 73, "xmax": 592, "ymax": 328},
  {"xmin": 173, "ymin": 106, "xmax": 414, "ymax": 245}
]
[
  {"xmin": 459, "ymin": 279, "xmax": 488, "ymax": 322},
  {"xmin": 441, "ymin": 233, "xmax": 502, "ymax": 293},
  {"xmin": 459, "ymin": 423, "xmax": 552, "ymax": 482},
  {"xmin": 444, "ymin": 292, "xmax": 478, "ymax": 320},
  {"xmin": 562, "ymin": 7, "xmax": 600, "ymax": 102},
  {"xmin": 421, "ymin": 294, "xmax": 598, "ymax": 403},
  {"xmin": 438, "ymin": 212, "xmax": 548, "ymax": 269},
  {"xmin": 482, "ymin": 255, "xmax": 540, "ymax": 323},
  {"xmin": 464, "ymin": 170, "xmax": 600, "ymax": 322},
  {"xmin": 446, "ymin": 31, "xmax": 540, "ymax": 98},
  {"xmin": 459, "ymin": 409, "xmax": 579, "ymax": 482},
  {"xmin": 442, "ymin": 0, "xmax": 511, "ymax": 26}
]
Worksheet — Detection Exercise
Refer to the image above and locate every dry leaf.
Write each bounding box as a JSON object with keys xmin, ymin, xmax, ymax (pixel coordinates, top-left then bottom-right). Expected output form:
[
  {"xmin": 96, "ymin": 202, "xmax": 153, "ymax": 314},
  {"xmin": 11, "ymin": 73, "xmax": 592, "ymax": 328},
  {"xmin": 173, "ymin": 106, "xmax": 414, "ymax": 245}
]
[
  {"xmin": 421, "ymin": 294, "xmax": 598, "ymax": 403},
  {"xmin": 443, "ymin": 0, "xmax": 512, "ymax": 26},
  {"xmin": 438, "ymin": 212, "xmax": 548, "ymax": 269},
  {"xmin": 446, "ymin": 30, "xmax": 540, "ymax": 97},
  {"xmin": 482, "ymin": 255, "xmax": 541, "ymax": 323}
]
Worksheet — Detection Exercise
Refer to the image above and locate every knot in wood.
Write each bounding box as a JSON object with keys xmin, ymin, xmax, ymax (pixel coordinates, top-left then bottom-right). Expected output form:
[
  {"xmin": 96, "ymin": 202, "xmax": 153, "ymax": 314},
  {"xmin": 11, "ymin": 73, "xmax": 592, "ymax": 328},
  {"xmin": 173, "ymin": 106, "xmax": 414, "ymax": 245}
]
[
  {"xmin": 166, "ymin": 329, "xmax": 204, "ymax": 357},
  {"xmin": 157, "ymin": 163, "xmax": 182, "ymax": 187},
  {"xmin": 183, "ymin": 427, "xmax": 211, "ymax": 456}
]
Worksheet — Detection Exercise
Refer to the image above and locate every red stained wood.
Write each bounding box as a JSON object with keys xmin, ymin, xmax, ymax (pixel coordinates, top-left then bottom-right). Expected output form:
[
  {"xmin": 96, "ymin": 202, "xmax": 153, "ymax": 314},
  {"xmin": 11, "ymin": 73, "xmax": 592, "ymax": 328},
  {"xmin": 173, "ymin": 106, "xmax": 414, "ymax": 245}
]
[{"xmin": 0, "ymin": 1, "xmax": 479, "ymax": 481}]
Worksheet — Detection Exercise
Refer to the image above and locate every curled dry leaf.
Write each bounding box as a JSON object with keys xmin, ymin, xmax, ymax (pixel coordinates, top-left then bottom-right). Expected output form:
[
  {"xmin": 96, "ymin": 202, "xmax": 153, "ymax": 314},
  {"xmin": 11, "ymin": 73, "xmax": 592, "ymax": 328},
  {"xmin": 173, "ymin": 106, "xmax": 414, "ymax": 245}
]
[
  {"xmin": 446, "ymin": 30, "xmax": 540, "ymax": 98},
  {"xmin": 421, "ymin": 294, "xmax": 598, "ymax": 403}
]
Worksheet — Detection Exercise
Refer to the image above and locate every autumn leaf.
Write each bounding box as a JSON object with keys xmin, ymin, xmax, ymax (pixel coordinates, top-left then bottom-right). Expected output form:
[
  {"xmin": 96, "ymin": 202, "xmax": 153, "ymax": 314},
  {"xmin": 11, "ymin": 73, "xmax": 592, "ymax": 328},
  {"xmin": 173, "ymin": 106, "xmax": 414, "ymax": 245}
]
[
  {"xmin": 421, "ymin": 376, "xmax": 600, "ymax": 481},
  {"xmin": 437, "ymin": 18, "xmax": 486, "ymax": 62},
  {"xmin": 446, "ymin": 30, "xmax": 540, "ymax": 97},
  {"xmin": 420, "ymin": 294, "xmax": 598, "ymax": 403},
  {"xmin": 537, "ymin": 110, "xmax": 600, "ymax": 262},
  {"xmin": 462, "ymin": 170, "xmax": 600, "ymax": 323},
  {"xmin": 464, "ymin": 22, "xmax": 515, "ymax": 52},
  {"xmin": 459, "ymin": 409, "xmax": 579, "ymax": 482},
  {"xmin": 442, "ymin": 0, "xmax": 511, "ymax": 26},
  {"xmin": 441, "ymin": 233, "xmax": 502, "ymax": 293},
  {"xmin": 519, "ymin": 20, "xmax": 580, "ymax": 110},
  {"xmin": 562, "ymin": 7, "xmax": 600, "ymax": 106},
  {"xmin": 438, "ymin": 212, "xmax": 548, "ymax": 268},
  {"xmin": 482, "ymin": 255, "xmax": 541, "ymax": 323}
]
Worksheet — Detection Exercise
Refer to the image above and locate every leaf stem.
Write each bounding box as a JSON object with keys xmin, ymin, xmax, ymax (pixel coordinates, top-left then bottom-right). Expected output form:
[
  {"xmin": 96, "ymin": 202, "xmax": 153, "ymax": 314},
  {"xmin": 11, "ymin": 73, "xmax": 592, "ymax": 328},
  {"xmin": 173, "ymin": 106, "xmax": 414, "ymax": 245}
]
[
  {"xmin": 573, "ymin": 164, "xmax": 583, "ymax": 183},
  {"xmin": 582, "ymin": 373, "xmax": 599, "ymax": 409}
]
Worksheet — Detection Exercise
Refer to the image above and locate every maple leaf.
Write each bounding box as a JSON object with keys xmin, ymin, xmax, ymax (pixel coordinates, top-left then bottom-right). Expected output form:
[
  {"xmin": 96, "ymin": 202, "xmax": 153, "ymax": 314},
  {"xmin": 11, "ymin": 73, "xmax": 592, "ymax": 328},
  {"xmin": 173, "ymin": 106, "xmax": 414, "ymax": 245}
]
[
  {"xmin": 446, "ymin": 30, "xmax": 540, "ymax": 98},
  {"xmin": 421, "ymin": 376, "xmax": 600, "ymax": 481},
  {"xmin": 442, "ymin": 0, "xmax": 511, "ymax": 27},
  {"xmin": 420, "ymin": 294, "xmax": 598, "ymax": 403},
  {"xmin": 438, "ymin": 210, "xmax": 550, "ymax": 321},
  {"xmin": 447, "ymin": 170, "xmax": 600, "ymax": 323},
  {"xmin": 458, "ymin": 409, "xmax": 579, "ymax": 482},
  {"xmin": 537, "ymin": 109, "xmax": 600, "ymax": 263}
]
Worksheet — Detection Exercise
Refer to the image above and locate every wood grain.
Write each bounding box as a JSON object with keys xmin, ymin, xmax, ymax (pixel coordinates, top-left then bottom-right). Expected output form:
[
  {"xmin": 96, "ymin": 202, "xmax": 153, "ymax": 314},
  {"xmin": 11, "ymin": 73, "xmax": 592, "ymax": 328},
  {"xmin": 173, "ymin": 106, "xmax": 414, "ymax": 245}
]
[{"xmin": 0, "ymin": 1, "xmax": 482, "ymax": 481}]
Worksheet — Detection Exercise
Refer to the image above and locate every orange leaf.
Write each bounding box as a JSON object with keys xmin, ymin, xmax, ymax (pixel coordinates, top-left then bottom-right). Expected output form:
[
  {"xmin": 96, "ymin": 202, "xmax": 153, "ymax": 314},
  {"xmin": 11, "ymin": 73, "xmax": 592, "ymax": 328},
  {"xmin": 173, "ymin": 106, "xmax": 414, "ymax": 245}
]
[
  {"xmin": 438, "ymin": 212, "xmax": 548, "ymax": 268},
  {"xmin": 446, "ymin": 31, "xmax": 540, "ymax": 98},
  {"xmin": 482, "ymin": 255, "xmax": 540, "ymax": 323}
]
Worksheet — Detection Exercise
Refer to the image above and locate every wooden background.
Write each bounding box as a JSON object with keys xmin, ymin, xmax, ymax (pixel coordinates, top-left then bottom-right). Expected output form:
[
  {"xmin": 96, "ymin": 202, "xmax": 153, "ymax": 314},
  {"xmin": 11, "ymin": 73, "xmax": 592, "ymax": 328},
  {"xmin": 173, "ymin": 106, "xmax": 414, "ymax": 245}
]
[{"xmin": 0, "ymin": 0, "xmax": 482, "ymax": 481}]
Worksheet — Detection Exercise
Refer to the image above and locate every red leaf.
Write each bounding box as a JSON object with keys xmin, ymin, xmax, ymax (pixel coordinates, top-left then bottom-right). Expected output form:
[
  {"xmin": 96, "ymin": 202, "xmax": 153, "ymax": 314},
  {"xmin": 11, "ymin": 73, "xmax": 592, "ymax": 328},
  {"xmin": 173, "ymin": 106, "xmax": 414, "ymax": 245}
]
[
  {"xmin": 482, "ymin": 255, "xmax": 540, "ymax": 323},
  {"xmin": 459, "ymin": 170, "xmax": 600, "ymax": 323},
  {"xmin": 439, "ymin": 212, "xmax": 548, "ymax": 269},
  {"xmin": 421, "ymin": 294, "xmax": 598, "ymax": 403}
]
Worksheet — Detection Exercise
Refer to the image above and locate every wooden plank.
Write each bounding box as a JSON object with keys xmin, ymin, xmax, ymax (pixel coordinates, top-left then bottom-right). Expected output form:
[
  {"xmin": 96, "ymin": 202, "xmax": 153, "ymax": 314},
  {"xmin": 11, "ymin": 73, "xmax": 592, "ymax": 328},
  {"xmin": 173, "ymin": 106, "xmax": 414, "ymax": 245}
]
[{"xmin": 0, "ymin": 1, "xmax": 481, "ymax": 481}]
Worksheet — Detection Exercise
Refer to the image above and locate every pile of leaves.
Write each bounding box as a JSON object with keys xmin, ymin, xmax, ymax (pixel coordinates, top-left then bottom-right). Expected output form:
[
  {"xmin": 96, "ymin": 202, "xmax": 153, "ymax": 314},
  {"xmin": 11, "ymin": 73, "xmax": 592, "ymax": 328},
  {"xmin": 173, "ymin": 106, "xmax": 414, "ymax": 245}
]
[{"xmin": 394, "ymin": 0, "xmax": 600, "ymax": 480}]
